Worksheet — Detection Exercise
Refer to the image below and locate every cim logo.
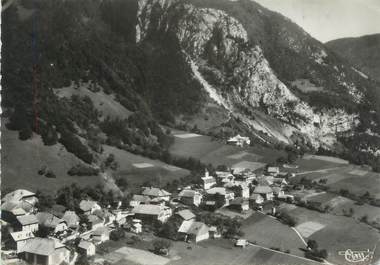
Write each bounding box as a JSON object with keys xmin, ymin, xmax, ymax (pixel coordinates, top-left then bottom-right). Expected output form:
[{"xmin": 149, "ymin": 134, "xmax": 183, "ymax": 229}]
[{"xmin": 338, "ymin": 249, "xmax": 374, "ymax": 263}]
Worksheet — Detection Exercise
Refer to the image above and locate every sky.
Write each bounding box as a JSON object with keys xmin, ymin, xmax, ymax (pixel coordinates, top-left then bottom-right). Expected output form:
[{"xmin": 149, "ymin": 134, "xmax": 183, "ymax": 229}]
[{"xmin": 254, "ymin": 0, "xmax": 380, "ymax": 42}]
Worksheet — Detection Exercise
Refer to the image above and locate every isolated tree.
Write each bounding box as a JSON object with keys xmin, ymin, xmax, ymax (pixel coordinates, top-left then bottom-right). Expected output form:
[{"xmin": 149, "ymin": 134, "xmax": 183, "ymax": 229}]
[{"xmin": 153, "ymin": 239, "xmax": 172, "ymax": 255}]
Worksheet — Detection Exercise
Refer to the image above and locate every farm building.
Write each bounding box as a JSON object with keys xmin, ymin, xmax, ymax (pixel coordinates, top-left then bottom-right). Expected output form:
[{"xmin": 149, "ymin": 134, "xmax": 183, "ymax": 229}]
[
  {"xmin": 2, "ymin": 189, "xmax": 38, "ymax": 206},
  {"xmin": 20, "ymin": 237, "xmax": 70, "ymax": 265},
  {"xmin": 132, "ymin": 204, "xmax": 172, "ymax": 223},
  {"xmin": 142, "ymin": 187, "xmax": 171, "ymax": 202},
  {"xmin": 178, "ymin": 189, "xmax": 203, "ymax": 206},
  {"xmin": 129, "ymin": 195, "xmax": 151, "ymax": 207},
  {"xmin": 178, "ymin": 220, "xmax": 210, "ymax": 242},
  {"xmin": 227, "ymin": 135, "xmax": 251, "ymax": 147},
  {"xmin": 78, "ymin": 240, "xmax": 96, "ymax": 256}
]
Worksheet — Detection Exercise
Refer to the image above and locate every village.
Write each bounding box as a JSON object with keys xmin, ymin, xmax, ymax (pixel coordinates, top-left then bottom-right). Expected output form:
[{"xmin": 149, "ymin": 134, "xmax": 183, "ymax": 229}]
[
  {"xmin": 0, "ymin": 134, "xmax": 305, "ymax": 265},
  {"xmin": 2, "ymin": 132, "xmax": 380, "ymax": 265}
]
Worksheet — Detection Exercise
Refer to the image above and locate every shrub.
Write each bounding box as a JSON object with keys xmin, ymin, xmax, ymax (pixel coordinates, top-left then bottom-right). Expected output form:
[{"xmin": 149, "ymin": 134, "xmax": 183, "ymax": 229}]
[
  {"xmin": 45, "ymin": 170, "xmax": 56, "ymax": 178},
  {"xmin": 59, "ymin": 130, "xmax": 93, "ymax": 164},
  {"xmin": 110, "ymin": 228, "xmax": 125, "ymax": 241},
  {"xmin": 68, "ymin": 164, "xmax": 99, "ymax": 176},
  {"xmin": 153, "ymin": 239, "xmax": 172, "ymax": 255},
  {"xmin": 19, "ymin": 126, "xmax": 32, "ymax": 140}
]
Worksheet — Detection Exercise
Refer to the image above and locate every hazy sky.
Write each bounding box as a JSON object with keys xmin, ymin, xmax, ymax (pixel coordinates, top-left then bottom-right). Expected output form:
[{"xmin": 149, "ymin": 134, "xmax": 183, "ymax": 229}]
[{"xmin": 254, "ymin": 0, "xmax": 380, "ymax": 42}]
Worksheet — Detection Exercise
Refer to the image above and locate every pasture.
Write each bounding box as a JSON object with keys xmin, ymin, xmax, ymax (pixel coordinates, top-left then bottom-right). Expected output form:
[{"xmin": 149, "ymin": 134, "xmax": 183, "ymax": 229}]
[
  {"xmin": 241, "ymin": 212, "xmax": 306, "ymax": 257},
  {"xmin": 170, "ymin": 239, "xmax": 320, "ymax": 265},
  {"xmin": 103, "ymin": 145, "xmax": 189, "ymax": 192},
  {"xmin": 169, "ymin": 129, "xmax": 283, "ymax": 168},
  {"xmin": 278, "ymin": 204, "xmax": 380, "ymax": 265},
  {"xmin": 1, "ymin": 129, "xmax": 102, "ymax": 194}
]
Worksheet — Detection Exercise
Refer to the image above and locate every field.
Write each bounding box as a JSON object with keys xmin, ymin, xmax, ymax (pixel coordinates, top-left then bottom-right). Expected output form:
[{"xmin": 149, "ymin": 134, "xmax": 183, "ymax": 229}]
[
  {"xmin": 103, "ymin": 145, "xmax": 189, "ymax": 192},
  {"xmin": 170, "ymin": 239, "xmax": 321, "ymax": 265},
  {"xmin": 169, "ymin": 129, "xmax": 283, "ymax": 168},
  {"xmin": 241, "ymin": 212, "xmax": 306, "ymax": 257},
  {"xmin": 1, "ymin": 128, "xmax": 102, "ymax": 194},
  {"xmin": 279, "ymin": 204, "xmax": 380, "ymax": 265},
  {"xmin": 284, "ymin": 156, "xmax": 380, "ymax": 199}
]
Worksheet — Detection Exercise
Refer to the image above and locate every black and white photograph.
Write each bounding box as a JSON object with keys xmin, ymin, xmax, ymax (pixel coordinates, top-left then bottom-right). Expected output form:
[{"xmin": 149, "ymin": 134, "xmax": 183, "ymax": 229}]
[{"xmin": 1, "ymin": 0, "xmax": 380, "ymax": 264}]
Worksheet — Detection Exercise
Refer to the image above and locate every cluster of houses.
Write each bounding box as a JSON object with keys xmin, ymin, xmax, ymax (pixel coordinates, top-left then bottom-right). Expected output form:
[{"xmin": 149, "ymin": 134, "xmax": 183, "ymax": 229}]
[
  {"xmin": 127, "ymin": 166, "xmax": 294, "ymax": 243},
  {"xmin": 1, "ymin": 189, "xmax": 133, "ymax": 265},
  {"xmin": 1, "ymin": 165, "xmax": 294, "ymax": 264}
]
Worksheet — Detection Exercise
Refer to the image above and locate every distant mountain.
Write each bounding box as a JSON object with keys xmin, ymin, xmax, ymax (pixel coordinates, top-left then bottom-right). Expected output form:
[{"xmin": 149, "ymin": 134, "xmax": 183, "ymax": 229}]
[{"xmin": 326, "ymin": 34, "xmax": 380, "ymax": 82}]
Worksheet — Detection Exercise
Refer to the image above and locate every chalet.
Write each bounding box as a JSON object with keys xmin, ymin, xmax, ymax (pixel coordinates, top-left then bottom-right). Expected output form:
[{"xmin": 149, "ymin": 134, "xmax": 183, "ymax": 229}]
[
  {"xmin": 10, "ymin": 231, "xmax": 35, "ymax": 253},
  {"xmin": 201, "ymin": 169, "xmax": 216, "ymax": 190},
  {"xmin": 16, "ymin": 215, "xmax": 39, "ymax": 233},
  {"xmin": 141, "ymin": 187, "xmax": 171, "ymax": 202},
  {"xmin": 227, "ymin": 135, "xmax": 250, "ymax": 147},
  {"xmin": 228, "ymin": 198, "xmax": 250, "ymax": 212},
  {"xmin": 78, "ymin": 240, "xmax": 96, "ymax": 256},
  {"xmin": 235, "ymin": 239, "xmax": 248, "ymax": 248},
  {"xmin": 90, "ymin": 227, "xmax": 110, "ymax": 243},
  {"xmin": 36, "ymin": 212, "xmax": 67, "ymax": 233},
  {"xmin": 178, "ymin": 189, "xmax": 203, "ymax": 206},
  {"xmin": 61, "ymin": 211, "xmax": 80, "ymax": 229},
  {"xmin": 178, "ymin": 220, "xmax": 209, "ymax": 242},
  {"xmin": 2, "ymin": 189, "xmax": 38, "ymax": 206},
  {"xmin": 206, "ymin": 187, "xmax": 235, "ymax": 206},
  {"xmin": 132, "ymin": 204, "xmax": 172, "ymax": 223},
  {"xmin": 20, "ymin": 237, "xmax": 70, "ymax": 265},
  {"xmin": 79, "ymin": 200, "xmax": 101, "ymax": 215},
  {"xmin": 176, "ymin": 209, "xmax": 196, "ymax": 221},
  {"xmin": 267, "ymin": 167, "xmax": 280, "ymax": 176},
  {"xmin": 129, "ymin": 195, "xmax": 151, "ymax": 207},
  {"xmin": 253, "ymin": 186, "xmax": 274, "ymax": 201}
]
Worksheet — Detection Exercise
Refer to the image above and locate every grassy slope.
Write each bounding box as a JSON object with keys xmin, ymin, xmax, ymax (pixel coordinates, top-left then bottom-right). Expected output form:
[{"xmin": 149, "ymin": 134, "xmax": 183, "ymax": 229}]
[
  {"xmin": 54, "ymin": 82, "xmax": 132, "ymax": 120},
  {"xmin": 102, "ymin": 145, "xmax": 189, "ymax": 193},
  {"xmin": 1, "ymin": 128, "xmax": 102, "ymax": 194},
  {"xmin": 280, "ymin": 204, "xmax": 380, "ymax": 265}
]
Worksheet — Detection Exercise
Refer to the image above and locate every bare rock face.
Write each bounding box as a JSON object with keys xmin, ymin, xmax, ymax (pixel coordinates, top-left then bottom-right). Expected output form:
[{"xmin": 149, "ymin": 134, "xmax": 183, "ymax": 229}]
[{"xmin": 136, "ymin": 0, "xmax": 359, "ymax": 149}]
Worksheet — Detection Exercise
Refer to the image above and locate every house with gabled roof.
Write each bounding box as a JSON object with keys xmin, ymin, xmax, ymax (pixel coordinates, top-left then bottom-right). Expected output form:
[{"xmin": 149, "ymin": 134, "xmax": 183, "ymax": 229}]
[
  {"xmin": 20, "ymin": 237, "xmax": 70, "ymax": 265},
  {"xmin": 10, "ymin": 230, "xmax": 35, "ymax": 253},
  {"xmin": 2, "ymin": 189, "xmax": 38, "ymax": 206},
  {"xmin": 178, "ymin": 220, "xmax": 209, "ymax": 242},
  {"xmin": 178, "ymin": 189, "xmax": 203, "ymax": 206},
  {"xmin": 206, "ymin": 187, "xmax": 235, "ymax": 206},
  {"xmin": 79, "ymin": 200, "xmax": 101, "ymax": 215},
  {"xmin": 62, "ymin": 211, "xmax": 80, "ymax": 229},
  {"xmin": 141, "ymin": 187, "xmax": 171, "ymax": 202},
  {"xmin": 16, "ymin": 214, "xmax": 39, "ymax": 233},
  {"xmin": 129, "ymin": 194, "xmax": 151, "ymax": 207},
  {"xmin": 253, "ymin": 186, "xmax": 274, "ymax": 201},
  {"xmin": 132, "ymin": 204, "xmax": 172, "ymax": 223},
  {"xmin": 36, "ymin": 212, "xmax": 67, "ymax": 233},
  {"xmin": 176, "ymin": 209, "xmax": 196, "ymax": 221}
]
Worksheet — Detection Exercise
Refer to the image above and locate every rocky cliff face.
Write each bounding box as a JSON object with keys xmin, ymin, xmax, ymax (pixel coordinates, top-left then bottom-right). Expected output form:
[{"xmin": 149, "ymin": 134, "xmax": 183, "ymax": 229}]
[{"xmin": 136, "ymin": 0, "xmax": 359, "ymax": 149}]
